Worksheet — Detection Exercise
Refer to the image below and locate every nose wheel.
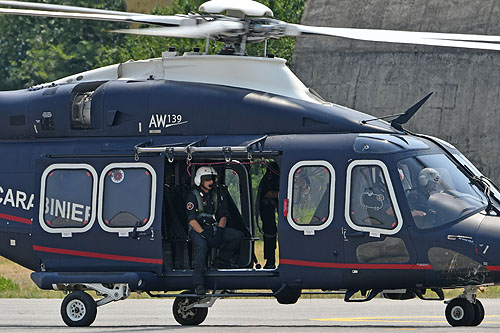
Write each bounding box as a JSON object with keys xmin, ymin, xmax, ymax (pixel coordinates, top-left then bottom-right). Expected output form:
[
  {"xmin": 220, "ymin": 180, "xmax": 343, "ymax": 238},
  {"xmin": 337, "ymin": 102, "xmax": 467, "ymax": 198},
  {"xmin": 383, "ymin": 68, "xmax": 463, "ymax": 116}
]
[
  {"xmin": 470, "ymin": 299, "xmax": 485, "ymax": 326},
  {"xmin": 445, "ymin": 298, "xmax": 484, "ymax": 326}
]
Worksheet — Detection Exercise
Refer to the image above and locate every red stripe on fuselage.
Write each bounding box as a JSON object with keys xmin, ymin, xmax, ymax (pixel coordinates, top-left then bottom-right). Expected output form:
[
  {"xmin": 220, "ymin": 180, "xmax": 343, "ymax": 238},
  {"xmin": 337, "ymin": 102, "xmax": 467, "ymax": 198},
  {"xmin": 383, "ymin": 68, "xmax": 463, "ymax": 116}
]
[
  {"xmin": 33, "ymin": 245, "xmax": 163, "ymax": 265},
  {"xmin": 485, "ymin": 266, "xmax": 500, "ymax": 271},
  {"xmin": 0, "ymin": 213, "xmax": 32, "ymax": 225},
  {"xmin": 280, "ymin": 258, "xmax": 433, "ymax": 270}
]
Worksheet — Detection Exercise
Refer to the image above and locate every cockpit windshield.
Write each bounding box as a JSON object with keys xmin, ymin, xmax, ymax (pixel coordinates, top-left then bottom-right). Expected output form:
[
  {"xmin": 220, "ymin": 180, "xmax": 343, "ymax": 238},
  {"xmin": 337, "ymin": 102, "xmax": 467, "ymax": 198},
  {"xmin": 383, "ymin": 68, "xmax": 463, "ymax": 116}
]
[
  {"xmin": 397, "ymin": 154, "xmax": 487, "ymax": 229},
  {"xmin": 452, "ymin": 153, "xmax": 500, "ymax": 200}
]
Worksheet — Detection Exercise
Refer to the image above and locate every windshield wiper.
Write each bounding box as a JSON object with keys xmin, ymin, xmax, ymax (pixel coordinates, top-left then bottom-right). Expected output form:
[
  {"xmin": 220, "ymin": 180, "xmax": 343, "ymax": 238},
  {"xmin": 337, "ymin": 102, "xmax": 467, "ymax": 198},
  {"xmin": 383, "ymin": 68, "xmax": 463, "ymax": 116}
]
[{"xmin": 472, "ymin": 176, "xmax": 500, "ymax": 215}]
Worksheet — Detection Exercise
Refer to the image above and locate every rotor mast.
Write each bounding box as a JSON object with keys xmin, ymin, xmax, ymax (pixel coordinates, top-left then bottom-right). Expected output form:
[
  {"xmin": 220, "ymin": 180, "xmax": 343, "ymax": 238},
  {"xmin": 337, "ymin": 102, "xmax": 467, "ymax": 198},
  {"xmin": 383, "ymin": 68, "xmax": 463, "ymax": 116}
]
[{"xmin": 199, "ymin": 0, "xmax": 273, "ymax": 56}]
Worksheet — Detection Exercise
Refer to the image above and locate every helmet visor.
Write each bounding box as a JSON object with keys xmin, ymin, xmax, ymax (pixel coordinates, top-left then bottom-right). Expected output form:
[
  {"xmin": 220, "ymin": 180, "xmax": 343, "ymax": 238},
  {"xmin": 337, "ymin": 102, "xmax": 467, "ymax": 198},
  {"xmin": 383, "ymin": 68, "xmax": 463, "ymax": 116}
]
[{"xmin": 201, "ymin": 175, "xmax": 217, "ymax": 183}]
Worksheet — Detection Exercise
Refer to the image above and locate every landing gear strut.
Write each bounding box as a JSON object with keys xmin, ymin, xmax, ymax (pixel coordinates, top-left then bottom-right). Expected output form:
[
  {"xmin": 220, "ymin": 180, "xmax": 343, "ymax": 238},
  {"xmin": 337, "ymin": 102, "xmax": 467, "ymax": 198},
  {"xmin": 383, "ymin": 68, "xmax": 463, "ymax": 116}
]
[
  {"xmin": 58, "ymin": 283, "xmax": 130, "ymax": 327},
  {"xmin": 445, "ymin": 286, "xmax": 484, "ymax": 327}
]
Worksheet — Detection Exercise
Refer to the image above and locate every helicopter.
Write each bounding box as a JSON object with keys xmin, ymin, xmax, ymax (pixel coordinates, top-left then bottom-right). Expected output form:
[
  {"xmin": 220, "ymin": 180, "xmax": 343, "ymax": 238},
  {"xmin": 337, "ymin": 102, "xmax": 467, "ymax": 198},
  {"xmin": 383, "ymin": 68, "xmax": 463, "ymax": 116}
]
[{"xmin": 1, "ymin": 0, "xmax": 500, "ymax": 328}]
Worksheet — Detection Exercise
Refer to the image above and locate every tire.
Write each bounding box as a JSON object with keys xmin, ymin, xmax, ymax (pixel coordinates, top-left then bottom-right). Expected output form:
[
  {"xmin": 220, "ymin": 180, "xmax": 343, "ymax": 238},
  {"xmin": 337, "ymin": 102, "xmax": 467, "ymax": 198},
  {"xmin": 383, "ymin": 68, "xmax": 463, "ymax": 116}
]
[
  {"xmin": 172, "ymin": 290, "xmax": 208, "ymax": 326},
  {"xmin": 445, "ymin": 298, "xmax": 474, "ymax": 327},
  {"xmin": 469, "ymin": 299, "xmax": 485, "ymax": 326},
  {"xmin": 60, "ymin": 291, "xmax": 97, "ymax": 327}
]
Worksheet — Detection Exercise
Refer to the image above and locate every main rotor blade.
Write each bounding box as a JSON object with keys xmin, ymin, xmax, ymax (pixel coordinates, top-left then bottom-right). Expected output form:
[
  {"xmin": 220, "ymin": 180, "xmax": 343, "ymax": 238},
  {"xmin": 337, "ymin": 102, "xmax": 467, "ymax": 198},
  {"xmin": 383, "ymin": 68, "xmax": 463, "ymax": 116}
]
[
  {"xmin": 112, "ymin": 21, "xmax": 244, "ymax": 39},
  {"xmin": 287, "ymin": 24, "xmax": 500, "ymax": 51},
  {"xmin": 0, "ymin": 0, "xmax": 143, "ymax": 16},
  {"xmin": 0, "ymin": 7, "xmax": 189, "ymax": 27}
]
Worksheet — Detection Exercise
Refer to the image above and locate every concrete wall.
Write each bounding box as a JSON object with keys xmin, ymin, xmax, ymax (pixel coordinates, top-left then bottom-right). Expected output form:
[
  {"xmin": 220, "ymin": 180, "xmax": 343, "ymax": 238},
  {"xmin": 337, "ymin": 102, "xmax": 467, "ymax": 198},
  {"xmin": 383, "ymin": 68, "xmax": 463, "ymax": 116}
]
[{"xmin": 292, "ymin": 0, "xmax": 500, "ymax": 182}]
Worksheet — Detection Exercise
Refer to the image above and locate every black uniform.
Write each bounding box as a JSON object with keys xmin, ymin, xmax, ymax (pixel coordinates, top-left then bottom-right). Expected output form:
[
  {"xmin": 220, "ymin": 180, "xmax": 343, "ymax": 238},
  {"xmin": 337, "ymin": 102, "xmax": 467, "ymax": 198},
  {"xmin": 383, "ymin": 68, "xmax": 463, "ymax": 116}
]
[
  {"xmin": 185, "ymin": 187, "xmax": 244, "ymax": 289},
  {"xmin": 257, "ymin": 167, "xmax": 280, "ymax": 268},
  {"xmin": 406, "ymin": 187, "xmax": 437, "ymax": 228}
]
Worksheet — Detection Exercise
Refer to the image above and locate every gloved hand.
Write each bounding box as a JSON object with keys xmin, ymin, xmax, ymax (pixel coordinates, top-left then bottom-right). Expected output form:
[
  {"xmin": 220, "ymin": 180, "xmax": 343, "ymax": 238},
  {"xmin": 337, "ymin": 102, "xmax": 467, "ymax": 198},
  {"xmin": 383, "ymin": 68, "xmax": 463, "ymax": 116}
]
[
  {"xmin": 213, "ymin": 227, "xmax": 224, "ymax": 248},
  {"xmin": 201, "ymin": 228, "xmax": 217, "ymax": 248}
]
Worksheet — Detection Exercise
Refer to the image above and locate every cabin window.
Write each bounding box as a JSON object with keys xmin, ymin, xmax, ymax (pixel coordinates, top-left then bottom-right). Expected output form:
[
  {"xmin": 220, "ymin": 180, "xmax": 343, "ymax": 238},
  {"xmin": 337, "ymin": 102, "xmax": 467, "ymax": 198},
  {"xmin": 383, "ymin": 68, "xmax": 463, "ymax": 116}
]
[
  {"xmin": 345, "ymin": 160, "xmax": 402, "ymax": 235},
  {"xmin": 98, "ymin": 163, "xmax": 156, "ymax": 234},
  {"xmin": 287, "ymin": 161, "xmax": 335, "ymax": 233},
  {"xmin": 39, "ymin": 164, "xmax": 98, "ymax": 235},
  {"xmin": 356, "ymin": 237, "xmax": 410, "ymax": 263}
]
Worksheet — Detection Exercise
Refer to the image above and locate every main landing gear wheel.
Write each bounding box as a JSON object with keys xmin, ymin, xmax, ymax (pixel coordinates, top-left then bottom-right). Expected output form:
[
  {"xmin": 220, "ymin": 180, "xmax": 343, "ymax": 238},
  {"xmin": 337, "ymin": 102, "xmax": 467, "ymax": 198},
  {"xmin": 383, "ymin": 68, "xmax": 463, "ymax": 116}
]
[
  {"xmin": 469, "ymin": 299, "xmax": 485, "ymax": 326},
  {"xmin": 445, "ymin": 298, "xmax": 474, "ymax": 326},
  {"xmin": 60, "ymin": 291, "xmax": 97, "ymax": 327},
  {"xmin": 172, "ymin": 290, "xmax": 208, "ymax": 326}
]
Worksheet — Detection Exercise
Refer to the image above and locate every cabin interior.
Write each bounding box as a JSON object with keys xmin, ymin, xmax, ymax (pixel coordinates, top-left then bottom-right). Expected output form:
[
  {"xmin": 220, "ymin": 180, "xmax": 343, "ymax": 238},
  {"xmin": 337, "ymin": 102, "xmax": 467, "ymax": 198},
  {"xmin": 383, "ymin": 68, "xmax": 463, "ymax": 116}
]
[{"xmin": 162, "ymin": 158, "xmax": 278, "ymax": 271}]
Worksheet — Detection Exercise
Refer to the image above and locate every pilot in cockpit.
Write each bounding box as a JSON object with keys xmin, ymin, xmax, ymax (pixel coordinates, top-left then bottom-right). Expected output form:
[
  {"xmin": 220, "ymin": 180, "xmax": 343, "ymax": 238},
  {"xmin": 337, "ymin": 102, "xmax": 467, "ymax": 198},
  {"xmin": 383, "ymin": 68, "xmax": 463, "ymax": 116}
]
[{"xmin": 406, "ymin": 167, "xmax": 442, "ymax": 224}]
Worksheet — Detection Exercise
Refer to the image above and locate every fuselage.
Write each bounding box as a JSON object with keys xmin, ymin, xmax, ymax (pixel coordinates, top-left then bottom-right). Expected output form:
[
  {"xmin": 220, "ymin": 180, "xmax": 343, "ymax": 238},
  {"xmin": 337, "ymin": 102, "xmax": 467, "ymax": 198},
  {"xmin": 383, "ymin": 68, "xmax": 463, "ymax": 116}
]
[{"xmin": 0, "ymin": 54, "xmax": 499, "ymax": 294}]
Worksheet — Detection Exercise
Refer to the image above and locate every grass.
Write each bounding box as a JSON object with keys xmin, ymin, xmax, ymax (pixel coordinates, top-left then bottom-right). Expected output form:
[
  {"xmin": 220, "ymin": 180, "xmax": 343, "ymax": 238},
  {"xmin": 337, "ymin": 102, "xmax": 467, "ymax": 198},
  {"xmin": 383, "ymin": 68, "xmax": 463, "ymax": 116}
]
[
  {"xmin": 0, "ymin": 256, "xmax": 63, "ymax": 298},
  {"xmin": 3, "ymin": 244, "xmax": 500, "ymax": 299}
]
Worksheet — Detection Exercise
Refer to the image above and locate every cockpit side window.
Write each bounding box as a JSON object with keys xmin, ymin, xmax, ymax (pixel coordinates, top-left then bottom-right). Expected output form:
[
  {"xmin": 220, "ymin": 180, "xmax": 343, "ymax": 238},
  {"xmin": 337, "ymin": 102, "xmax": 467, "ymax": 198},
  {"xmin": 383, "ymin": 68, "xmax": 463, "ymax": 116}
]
[
  {"xmin": 39, "ymin": 164, "xmax": 98, "ymax": 235},
  {"xmin": 398, "ymin": 154, "xmax": 487, "ymax": 229},
  {"xmin": 345, "ymin": 160, "xmax": 402, "ymax": 235},
  {"xmin": 98, "ymin": 163, "xmax": 156, "ymax": 234},
  {"xmin": 287, "ymin": 161, "xmax": 335, "ymax": 233}
]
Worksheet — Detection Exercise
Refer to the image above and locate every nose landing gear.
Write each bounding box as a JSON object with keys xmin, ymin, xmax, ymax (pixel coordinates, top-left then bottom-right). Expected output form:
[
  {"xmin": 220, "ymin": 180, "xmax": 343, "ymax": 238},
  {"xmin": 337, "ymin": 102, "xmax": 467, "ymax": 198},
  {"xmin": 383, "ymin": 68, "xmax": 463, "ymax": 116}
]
[{"xmin": 445, "ymin": 286, "xmax": 484, "ymax": 327}]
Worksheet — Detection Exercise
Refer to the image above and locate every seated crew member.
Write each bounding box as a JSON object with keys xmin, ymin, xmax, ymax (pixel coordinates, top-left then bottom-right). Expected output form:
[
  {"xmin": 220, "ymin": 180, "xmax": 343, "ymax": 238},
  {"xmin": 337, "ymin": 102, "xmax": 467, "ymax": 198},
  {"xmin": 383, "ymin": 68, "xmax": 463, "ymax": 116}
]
[
  {"xmin": 257, "ymin": 162, "xmax": 280, "ymax": 269},
  {"xmin": 386, "ymin": 168, "xmax": 442, "ymax": 223},
  {"xmin": 405, "ymin": 167, "xmax": 442, "ymax": 227},
  {"xmin": 186, "ymin": 166, "xmax": 244, "ymax": 295}
]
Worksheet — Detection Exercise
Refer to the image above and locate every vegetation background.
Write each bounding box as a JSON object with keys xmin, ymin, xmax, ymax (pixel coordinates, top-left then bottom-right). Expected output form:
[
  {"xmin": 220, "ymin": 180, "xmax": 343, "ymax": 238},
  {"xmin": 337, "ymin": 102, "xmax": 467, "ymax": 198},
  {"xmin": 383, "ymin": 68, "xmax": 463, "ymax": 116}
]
[{"xmin": 0, "ymin": 0, "xmax": 305, "ymax": 90}]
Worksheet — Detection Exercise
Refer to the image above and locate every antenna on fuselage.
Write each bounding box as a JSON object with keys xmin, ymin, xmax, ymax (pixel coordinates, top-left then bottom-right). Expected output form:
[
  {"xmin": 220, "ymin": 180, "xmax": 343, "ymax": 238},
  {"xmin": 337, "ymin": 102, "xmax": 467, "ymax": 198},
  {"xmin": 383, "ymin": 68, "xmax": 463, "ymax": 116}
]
[{"xmin": 391, "ymin": 92, "xmax": 433, "ymax": 130}]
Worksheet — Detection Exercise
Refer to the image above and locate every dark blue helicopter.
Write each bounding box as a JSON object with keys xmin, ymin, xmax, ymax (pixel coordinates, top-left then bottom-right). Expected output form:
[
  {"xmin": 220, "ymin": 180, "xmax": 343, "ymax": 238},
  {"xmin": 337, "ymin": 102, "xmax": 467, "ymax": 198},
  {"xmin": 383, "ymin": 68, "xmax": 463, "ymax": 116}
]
[{"xmin": 1, "ymin": 0, "xmax": 500, "ymax": 328}]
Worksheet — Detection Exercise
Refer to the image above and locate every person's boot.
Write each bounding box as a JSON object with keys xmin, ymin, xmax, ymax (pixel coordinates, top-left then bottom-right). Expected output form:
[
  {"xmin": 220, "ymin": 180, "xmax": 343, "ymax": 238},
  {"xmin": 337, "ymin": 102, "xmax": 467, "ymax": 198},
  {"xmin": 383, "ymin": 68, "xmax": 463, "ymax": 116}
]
[
  {"xmin": 195, "ymin": 285, "xmax": 206, "ymax": 295},
  {"xmin": 263, "ymin": 235, "xmax": 276, "ymax": 269}
]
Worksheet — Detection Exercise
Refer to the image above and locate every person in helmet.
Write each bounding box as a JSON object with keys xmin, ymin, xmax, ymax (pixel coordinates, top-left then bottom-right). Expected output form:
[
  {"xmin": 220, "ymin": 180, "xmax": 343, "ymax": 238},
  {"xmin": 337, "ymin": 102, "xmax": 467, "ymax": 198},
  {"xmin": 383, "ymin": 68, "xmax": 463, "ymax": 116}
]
[
  {"xmin": 406, "ymin": 167, "xmax": 442, "ymax": 226},
  {"xmin": 418, "ymin": 167, "xmax": 442, "ymax": 195},
  {"xmin": 256, "ymin": 162, "xmax": 280, "ymax": 269},
  {"xmin": 185, "ymin": 166, "xmax": 244, "ymax": 295}
]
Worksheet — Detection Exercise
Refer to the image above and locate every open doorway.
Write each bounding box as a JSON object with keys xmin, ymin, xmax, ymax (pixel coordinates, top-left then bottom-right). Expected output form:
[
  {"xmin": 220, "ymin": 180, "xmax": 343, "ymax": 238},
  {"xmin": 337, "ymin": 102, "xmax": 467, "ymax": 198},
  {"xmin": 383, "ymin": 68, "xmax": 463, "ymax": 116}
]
[
  {"xmin": 162, "ymin": 157, "xmax": 281, "ymax": 271},
  {"xmin": 162, "ymin": 158, "xmax": 255, "ymax": 271}
]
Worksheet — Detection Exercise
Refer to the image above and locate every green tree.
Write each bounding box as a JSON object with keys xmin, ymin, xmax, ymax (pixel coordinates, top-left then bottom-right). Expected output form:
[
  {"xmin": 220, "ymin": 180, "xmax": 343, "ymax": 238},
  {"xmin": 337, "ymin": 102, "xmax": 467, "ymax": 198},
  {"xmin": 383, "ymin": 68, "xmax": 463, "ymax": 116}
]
[
  {"xmin": 0, "ymin": 0, "xmax": 126, "ymax": 90},
  {"xmin": 0, "ymin": 0, "xmax": 306, "ymax": 90}
]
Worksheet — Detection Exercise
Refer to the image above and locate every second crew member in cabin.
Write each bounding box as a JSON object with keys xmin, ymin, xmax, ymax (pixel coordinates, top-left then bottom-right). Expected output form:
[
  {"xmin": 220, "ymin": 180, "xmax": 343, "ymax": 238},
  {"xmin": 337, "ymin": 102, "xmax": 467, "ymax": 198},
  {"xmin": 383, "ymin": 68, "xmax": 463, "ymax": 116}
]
[{"xmin": 257, "ymin": 162, "xmax": 280, "ymax": 269}]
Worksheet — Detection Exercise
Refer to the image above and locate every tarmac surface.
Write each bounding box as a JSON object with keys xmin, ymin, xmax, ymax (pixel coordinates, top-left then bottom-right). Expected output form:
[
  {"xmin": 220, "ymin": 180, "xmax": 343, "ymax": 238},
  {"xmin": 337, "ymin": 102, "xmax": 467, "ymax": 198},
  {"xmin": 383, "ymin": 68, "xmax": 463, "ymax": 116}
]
[{"xmin": 2, "ymin": 297, "xmax": 500, "ymax": 332}]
